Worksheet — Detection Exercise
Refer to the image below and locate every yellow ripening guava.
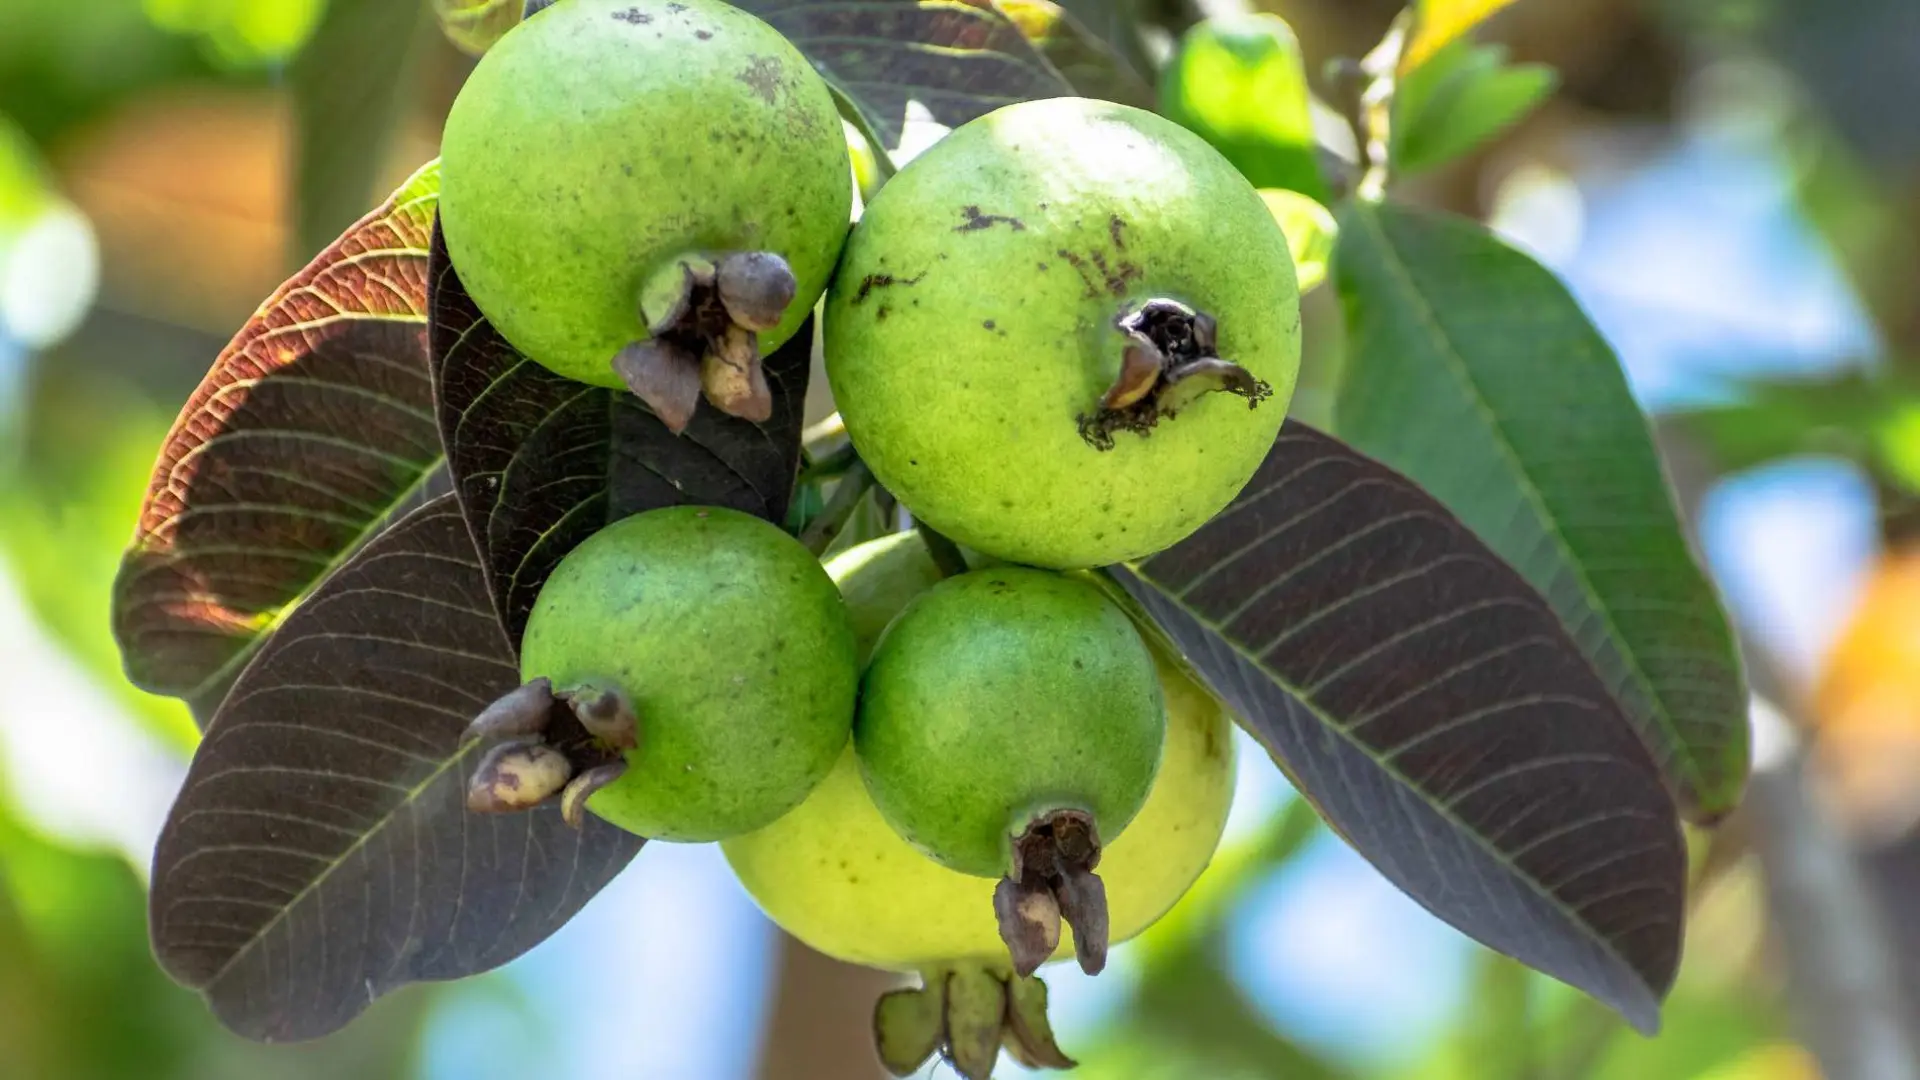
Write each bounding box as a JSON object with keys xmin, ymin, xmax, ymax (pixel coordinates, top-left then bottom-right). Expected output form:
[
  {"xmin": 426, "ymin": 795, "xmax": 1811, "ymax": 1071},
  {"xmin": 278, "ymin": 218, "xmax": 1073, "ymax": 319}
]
[{"xmin": 722, "ymin": 535, "xmax": 1237, "ymax": 970}]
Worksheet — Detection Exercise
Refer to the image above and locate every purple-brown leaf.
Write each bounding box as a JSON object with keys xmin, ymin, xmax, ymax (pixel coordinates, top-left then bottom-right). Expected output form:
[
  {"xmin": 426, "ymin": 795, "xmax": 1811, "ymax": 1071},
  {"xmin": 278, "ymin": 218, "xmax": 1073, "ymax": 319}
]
[
  {"xmin": 1115, "ymin": 422, "xmax": 1687, "ymax": 1033},
  {"xmin": 429, "ymin": 224, "xmax": 811, "ymax": 640},
  {"xmin": 148, "ymin": 495, "xmax": 641, "ymax": 1041},
  {"xmin": 112, "ymin": 161, "xmax": 446, "ymax": 719}
]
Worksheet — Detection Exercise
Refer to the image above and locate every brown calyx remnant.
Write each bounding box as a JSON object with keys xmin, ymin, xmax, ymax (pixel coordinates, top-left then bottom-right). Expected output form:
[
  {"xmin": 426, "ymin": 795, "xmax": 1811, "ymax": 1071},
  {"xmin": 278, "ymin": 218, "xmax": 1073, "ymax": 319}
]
[
  {"xmin": 1077, "ymin": 297, "xmax": 1272, "ymax": 451},
  {"xmin": 461, "ymin": 677, "xmax": 633, "ymax": 829},
  {"xmin": 612, "ymin": 251, "xmax": 798, "ymax": 435},
  {"xmin": 993, "ymin": 809, "xmax": 1110, "ymax": 979},
  {"xmin": 872, "ymin": 966, "xmax": 1075, "ymax": 1080}
]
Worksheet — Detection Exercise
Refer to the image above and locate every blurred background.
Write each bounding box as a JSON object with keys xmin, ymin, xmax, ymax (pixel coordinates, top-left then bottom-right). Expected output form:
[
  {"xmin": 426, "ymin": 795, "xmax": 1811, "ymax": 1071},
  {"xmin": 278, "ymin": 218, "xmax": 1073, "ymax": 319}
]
[{"xmin": 2, "ymin": 0, "xmax": 1917, "ymax": 1076}]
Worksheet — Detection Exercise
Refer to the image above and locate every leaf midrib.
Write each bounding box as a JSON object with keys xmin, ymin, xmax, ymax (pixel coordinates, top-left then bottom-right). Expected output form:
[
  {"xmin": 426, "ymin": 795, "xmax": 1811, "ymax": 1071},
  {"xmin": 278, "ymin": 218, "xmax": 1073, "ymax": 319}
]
[{"xmin": 186, "ymin": 504, "xmax": 509, "ymax": 992}]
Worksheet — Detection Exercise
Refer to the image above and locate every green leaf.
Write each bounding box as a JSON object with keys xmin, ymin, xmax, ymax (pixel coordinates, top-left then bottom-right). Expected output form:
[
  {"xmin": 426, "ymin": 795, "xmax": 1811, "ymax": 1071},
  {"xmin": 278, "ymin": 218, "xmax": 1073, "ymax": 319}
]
[
  {"xmin": 1260, "ymin": 188, "xmax": 1337, "ymax": 294},
  {"xmin": 1671, "ymin": 371, "xmax": 1920, "ymax": 494},
  {"xmin": 0, "ymin": 376, "xmax": 198, "ymax": 753},
  {"xmin": 431, "ymin": 0, "xmax": 522, "ymax": 55},
  {"xmin": 1158, "ymin": 14, "xmax": 1327, "ymax": 199},
  {"xmin": 1405, "ymin": 0, "xmax": 1525, "ymax": 72},
  {"xmin": 1333, "ymin": 200, "xmax": 1749, "ymax": 822},
  {"xmin": 1393, "ymin": 39, "xmax": 1556, "ymax": 176},
  {"xmin": 994, "ymin": 0, "xmax": 1155, "ymax": 108},
  {"xmin": 290, "ymin": 0, "xmax": 428, "ymax": 257}
]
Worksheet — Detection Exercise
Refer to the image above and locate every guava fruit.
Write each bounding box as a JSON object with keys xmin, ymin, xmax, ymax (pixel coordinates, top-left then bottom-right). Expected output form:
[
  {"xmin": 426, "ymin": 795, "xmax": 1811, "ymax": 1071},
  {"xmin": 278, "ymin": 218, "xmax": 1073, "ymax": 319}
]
[
  {"xmin": 721, "ymin": 538, "xmax": 1235, "ymax": 973},
  {"xmin": 823, "ymin": 96, "xmax": 1301, "ymax": 569},
  {"xmin": 440, "ymin": 0, "xmax": 852, "ymax": 432},
  {"xmin": 464, "ymin": 505, "xmax": 859, "ymax": 842}
]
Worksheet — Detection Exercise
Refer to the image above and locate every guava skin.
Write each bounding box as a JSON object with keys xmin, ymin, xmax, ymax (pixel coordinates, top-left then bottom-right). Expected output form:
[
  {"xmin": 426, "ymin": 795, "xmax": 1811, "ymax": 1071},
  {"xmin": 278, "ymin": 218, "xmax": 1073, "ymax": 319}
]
[
  {"xmin": 440, "ymin": 0, "xmax": 851, "ymax": 389},
  {"xmin": 518, "ymin": 506, "xmax": 858, "ymax": 842},
  {"xmin": 722, "ymin": 537, "xmax": 1235, "ymax": 970},
  {"xmin": 823, "ymin": 530, "xmax": 951, "ymax": 662},
  {"xmin": 855, "ymin": 567, "xmax": 1166, "ymax": 878},
  {"xmin": 824, "ymin": 97, "xmax": 1301, "ymax": 570}
]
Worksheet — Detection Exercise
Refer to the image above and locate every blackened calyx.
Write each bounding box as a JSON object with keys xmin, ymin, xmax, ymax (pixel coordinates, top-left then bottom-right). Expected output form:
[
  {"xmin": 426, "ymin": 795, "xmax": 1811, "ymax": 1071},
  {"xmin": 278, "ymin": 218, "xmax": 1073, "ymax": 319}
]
[{"xmin": 1079, "ymin": 297, "xmax": 1272, "ymax": 451}]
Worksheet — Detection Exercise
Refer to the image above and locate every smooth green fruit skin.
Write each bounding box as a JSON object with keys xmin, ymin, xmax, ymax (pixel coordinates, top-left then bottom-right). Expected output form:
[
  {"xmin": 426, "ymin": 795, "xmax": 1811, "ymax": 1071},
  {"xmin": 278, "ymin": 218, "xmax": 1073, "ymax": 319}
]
[
  {"xmin": 856, "ymin": 567, "xmax": 1165, "ymax": 877},
  {"xmin": 724, "ymin": 537, "xmax": 1236, "ymax": 970},
  {"xmin": 441, "ymin": 0, "xmax": 852, "ymax": 387},
  {"xmin": 824, "ymin": 97, "xmax": 1301, "ymax": 569},
  {"xmin": 519, "ymin": 506, "xmax": 858, "ymax": 842},
  {"xmin": 824, "ymin": 531, "xmax": 950, "ymax": 664}
]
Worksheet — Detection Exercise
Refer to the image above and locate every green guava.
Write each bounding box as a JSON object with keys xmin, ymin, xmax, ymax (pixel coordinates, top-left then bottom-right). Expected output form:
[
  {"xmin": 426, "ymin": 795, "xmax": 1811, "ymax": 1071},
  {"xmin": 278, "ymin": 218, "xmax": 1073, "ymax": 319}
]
[
  {"xmin": 440, "ymin": 0, "xmax": 852, "ymax": 431},
  {"xmin": 514, "ymin": 506, "xmax": 858, "ymax": 842},
  {"xmin": 823, "ymin": 96, "xmax": 1301, "ymax": 569},
  {"xmin": 722, "ymin": 538, "xmax": 1236, "ymax": 973},
  {"xmin": 854, "ymin": 566, "xmax": 1165, "ymax": 973}
]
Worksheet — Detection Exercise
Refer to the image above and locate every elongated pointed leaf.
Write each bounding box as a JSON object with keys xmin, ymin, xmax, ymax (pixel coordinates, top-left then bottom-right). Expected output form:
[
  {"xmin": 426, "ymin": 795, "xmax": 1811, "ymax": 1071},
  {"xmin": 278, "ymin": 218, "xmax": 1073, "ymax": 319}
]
[
  {"xmin": 1116, "ymin": 422, "xmax": 1686, "ymax": 1033},
  {"xmin": 1333, "ymin": 200, "xmax": 1748, "ymax": 821},
  {"xmin": 736, "ymin": 0, "xmax": 1072, "ymax": 147},
  {"xmin": 113, "ymin": 161, "xmax": 445, "ymax": 719},
  {"xmin": 1392, "ymin": 40, "xmax": 1556, "ymax": 176},
  {"xmin": 994, "ymin": 0, "xmax": 1154, "ymax": 109},
  {"xmin": 149, "ymin": 495, "xmax": 642, "ymax": 1041},
  {"xmin": 429, "ymin": 226, "xmax": 810, "ymax": 639}
]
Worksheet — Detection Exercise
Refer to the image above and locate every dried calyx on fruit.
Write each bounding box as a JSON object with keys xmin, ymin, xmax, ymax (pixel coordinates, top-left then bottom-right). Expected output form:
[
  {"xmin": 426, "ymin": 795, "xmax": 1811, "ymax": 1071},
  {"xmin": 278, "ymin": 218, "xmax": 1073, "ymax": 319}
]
[
  {"xmin": 1084, "ymin": 297, "xmax": 1272, "ymax": 451},
  {"xmin": 874, "ymin": 967, "xmax": 1074, "ymax": 1080},
  {"xmin": 462, "ymin": 506, "xmax": 858, "ymax": 842},
  {"xmin": 439, "ymin": 0, "xmax": 851, "ymax": 433},
  {"xmin": 615, "ymin": 250, "xmax": 801, "ymax": 432}
]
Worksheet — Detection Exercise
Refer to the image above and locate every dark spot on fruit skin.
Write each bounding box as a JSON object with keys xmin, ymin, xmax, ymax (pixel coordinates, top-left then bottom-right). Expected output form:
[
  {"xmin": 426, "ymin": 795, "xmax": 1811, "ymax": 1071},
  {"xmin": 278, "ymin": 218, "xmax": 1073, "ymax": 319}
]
[
  {"xmin": 956, "ymin": 206, "xmax": 1026, "ymax": 232},
  {"xmin": 1109, "ymin": 215, "xmax": 1127, "ymax": 250},
  {"xmin": 982, "ymin": 319, "xmax": 996, "ymax": 330},
  {"xmin": 611, "ymin": 7, "xmax": 651, "ymax": 23},
  {"xmin": 696, "ymin": 29, "xmax": 713, "ymax": 39},
  {"xmin": 1055, "ymin": 248, "xmax": 1142, "ymax": 299},
  {"xmin": 876, "ymin": 306, "xmax": 891, "ymax": 321},
  {"xmin": 853, "ymin": 272, "xmax": 925, "ymax": 304},
  {"xmin": 737, "ymin": 56, "xmax": 786, "ymax": 104}
]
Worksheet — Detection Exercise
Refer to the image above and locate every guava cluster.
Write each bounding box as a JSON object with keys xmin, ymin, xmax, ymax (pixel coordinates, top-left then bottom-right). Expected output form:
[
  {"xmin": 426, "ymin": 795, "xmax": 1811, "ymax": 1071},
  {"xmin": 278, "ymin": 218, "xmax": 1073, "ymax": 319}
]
[{"xmin": 440, "ymin": 0, "xmax": 1298, "ymax": 1064}]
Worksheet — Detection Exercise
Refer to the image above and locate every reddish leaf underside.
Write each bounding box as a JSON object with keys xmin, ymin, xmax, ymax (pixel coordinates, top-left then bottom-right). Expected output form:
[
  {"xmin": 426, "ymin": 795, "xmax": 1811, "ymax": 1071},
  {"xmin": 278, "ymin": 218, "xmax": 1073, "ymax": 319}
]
[{"xmin": 112, "ymin": 161, "xmax": 445, "ymax": 717}]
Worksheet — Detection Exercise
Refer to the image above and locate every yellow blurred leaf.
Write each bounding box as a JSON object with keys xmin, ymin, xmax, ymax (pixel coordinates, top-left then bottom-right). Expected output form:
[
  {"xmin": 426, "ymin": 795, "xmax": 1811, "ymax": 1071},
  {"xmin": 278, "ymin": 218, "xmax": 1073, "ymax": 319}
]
[
  {"xmin": 1258, "ymin": 188, "xmax": 1336, "ymax": 294},
  {"xmin": 432, "ymin": 0, "xmax": 522, "ymax": 56},
  {"xmin": 1404, "ymin": 0, "xmax": 1524, "ymax": 72}
]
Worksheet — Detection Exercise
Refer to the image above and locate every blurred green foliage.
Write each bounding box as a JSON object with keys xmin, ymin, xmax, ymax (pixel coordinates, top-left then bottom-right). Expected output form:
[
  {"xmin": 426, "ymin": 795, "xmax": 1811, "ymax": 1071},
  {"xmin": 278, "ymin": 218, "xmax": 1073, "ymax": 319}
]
[
  {"xmin": 0, "ymin": 367, "xmax": 198, "ymax": 751},
  {"xmin": 1159, "ymin": 13, "xmax": 1327, "ymax": 200}
]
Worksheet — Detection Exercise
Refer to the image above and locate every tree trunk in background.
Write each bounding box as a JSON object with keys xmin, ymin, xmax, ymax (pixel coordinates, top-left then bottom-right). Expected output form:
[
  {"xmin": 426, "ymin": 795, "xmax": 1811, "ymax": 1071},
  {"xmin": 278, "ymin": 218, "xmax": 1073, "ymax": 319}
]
[{"xmin": 754, "ymin": 934, "xmax": 899, "ymax": 1080}]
